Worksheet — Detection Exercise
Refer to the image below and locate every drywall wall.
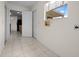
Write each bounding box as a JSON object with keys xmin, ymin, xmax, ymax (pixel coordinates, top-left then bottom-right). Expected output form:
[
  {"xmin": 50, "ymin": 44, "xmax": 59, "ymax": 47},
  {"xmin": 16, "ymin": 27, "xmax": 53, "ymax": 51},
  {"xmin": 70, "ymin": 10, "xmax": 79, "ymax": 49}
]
[
  {"xmin": 22, "ymin": 11, "xmax": 32, "ymax": 37},
  {"xmin": 5, "ymin": 3, "xmax": 30, "ymax": 40},
  {"xmin": 11, "ymin": 16, "xmax": 17, "ymax": 32},
  {"xmin": 5, "ymin": 7, "xmax": 10, "ymax": 40},
  {"xmin": 32, "ymin": 1, "xmax": 79, "ymax": 57},
  {"xmin": 32, "ymin": 10, "xmax": 38, "ymax": 38},
  {"xmin": 5, "ymin": 3, "xmax": 7, "ymax": 41},
  {"xmin": 0, "ymin": 2, "xmax": 5, "ymax": 54}
]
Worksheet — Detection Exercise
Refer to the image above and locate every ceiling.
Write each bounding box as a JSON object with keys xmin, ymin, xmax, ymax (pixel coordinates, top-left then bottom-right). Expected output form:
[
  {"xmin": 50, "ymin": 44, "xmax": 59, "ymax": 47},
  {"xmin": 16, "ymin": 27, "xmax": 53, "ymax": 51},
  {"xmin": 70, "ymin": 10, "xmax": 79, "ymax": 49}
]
[
  {"xmin": 10, "ymin": 10, "xmax": 22, "ymax": 17},
  {"xmin": 7, "ymin": 1, "xmax": 38, "ymax": 7},
  {"xmin": 9, "ymin": 1, "xmax": 38, "ymax": 16}
]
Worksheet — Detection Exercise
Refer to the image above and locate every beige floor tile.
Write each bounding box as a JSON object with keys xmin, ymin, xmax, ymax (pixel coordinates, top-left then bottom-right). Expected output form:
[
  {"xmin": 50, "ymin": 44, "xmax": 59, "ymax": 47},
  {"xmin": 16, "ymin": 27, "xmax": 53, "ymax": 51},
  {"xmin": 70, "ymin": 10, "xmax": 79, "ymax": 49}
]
[{"xmin": 0, "ymin": 31, "xmax": 57, "ymax": 57}]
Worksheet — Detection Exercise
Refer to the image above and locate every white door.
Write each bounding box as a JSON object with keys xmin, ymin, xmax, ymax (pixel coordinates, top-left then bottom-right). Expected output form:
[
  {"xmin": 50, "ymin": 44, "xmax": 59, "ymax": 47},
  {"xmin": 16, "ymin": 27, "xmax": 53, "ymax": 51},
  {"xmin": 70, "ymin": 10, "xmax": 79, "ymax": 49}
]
[{"xmin": 22, "ymin": 11, "xmax": 32, "ymax": 37}]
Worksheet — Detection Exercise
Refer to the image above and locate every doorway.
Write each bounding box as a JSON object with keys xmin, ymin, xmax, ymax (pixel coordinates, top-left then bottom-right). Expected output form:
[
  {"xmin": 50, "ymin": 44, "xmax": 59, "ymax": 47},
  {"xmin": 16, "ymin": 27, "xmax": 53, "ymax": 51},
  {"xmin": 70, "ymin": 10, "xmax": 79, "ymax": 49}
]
[{"xmin": 10, "ymin": 10, "xmax": 22, "ymax": 35}]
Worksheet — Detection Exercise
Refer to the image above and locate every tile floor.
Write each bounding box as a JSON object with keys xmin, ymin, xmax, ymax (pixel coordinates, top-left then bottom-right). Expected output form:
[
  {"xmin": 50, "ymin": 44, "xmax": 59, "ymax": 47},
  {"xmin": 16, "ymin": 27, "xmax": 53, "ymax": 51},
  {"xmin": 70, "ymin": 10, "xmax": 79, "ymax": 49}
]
[{"xmin": 0, "ymin": 31, "xmax": 57, "ymax": 57}]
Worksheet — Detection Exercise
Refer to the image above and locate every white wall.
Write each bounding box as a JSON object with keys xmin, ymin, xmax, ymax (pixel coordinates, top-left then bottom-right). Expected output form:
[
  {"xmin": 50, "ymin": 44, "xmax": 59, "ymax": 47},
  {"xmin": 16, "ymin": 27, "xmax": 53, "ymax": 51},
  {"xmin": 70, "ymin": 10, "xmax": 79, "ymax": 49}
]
[
  {"xmin": 22, "ymin": 11, "xmax": 32, "ymax": 37},
  {"xmin": 32, "ymin": 1, "xmax": 79, "ymax": 57},
  {"xmin": 32, "ymin": 10, "xmax": 38, "ymax": 38},
  {"xmin": 5, "ymin": 3, "xmax": 7, "ymax": 41},
  {"xmin": 11, "ymin": 16, "xmax": 17, "ymax": 32},
  {"xmin": 0, "ymin": 2, "xmax": 5, "ymax": 54}
]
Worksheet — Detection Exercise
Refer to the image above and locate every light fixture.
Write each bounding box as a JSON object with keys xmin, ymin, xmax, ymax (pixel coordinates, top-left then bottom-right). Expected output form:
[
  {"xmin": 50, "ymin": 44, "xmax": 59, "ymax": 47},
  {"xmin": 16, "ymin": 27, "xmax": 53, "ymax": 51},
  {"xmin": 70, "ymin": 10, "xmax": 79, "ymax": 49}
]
[{"xmin": 17, "ymin": 11, "xmax": 20, "ymax": 14}]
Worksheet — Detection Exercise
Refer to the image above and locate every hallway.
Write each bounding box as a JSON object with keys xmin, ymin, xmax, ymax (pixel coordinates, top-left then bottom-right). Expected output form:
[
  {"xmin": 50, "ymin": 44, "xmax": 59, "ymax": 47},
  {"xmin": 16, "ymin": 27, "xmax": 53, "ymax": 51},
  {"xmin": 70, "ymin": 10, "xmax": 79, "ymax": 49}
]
[{"xmin": 0, "ymin": 31, "xmax": 57, "ymax": 57}]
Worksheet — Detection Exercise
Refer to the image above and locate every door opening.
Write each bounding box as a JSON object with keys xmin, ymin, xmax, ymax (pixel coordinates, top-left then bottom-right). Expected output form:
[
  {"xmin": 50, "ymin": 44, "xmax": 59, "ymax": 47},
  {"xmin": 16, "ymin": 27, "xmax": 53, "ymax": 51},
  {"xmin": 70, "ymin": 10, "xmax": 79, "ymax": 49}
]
[{"xmin": 10, "ymin": 10, "xmax": 22, "ymax": 35}]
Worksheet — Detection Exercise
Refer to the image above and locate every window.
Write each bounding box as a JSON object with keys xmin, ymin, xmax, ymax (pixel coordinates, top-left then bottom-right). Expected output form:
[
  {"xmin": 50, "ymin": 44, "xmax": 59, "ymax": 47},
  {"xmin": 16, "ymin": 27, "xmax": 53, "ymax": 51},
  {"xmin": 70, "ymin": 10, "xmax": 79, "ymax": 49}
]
[{"xmin": 54, "ymin": 4, "xmax": 68, "ymax": 18}]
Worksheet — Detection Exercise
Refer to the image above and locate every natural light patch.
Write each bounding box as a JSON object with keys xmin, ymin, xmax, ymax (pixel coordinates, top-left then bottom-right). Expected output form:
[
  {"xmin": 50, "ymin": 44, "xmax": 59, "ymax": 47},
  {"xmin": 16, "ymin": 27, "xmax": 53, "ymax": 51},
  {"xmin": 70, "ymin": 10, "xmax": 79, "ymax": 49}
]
[{"xmin": 55, "ymin": 4, "xmax": 68, "ymax": 18}]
